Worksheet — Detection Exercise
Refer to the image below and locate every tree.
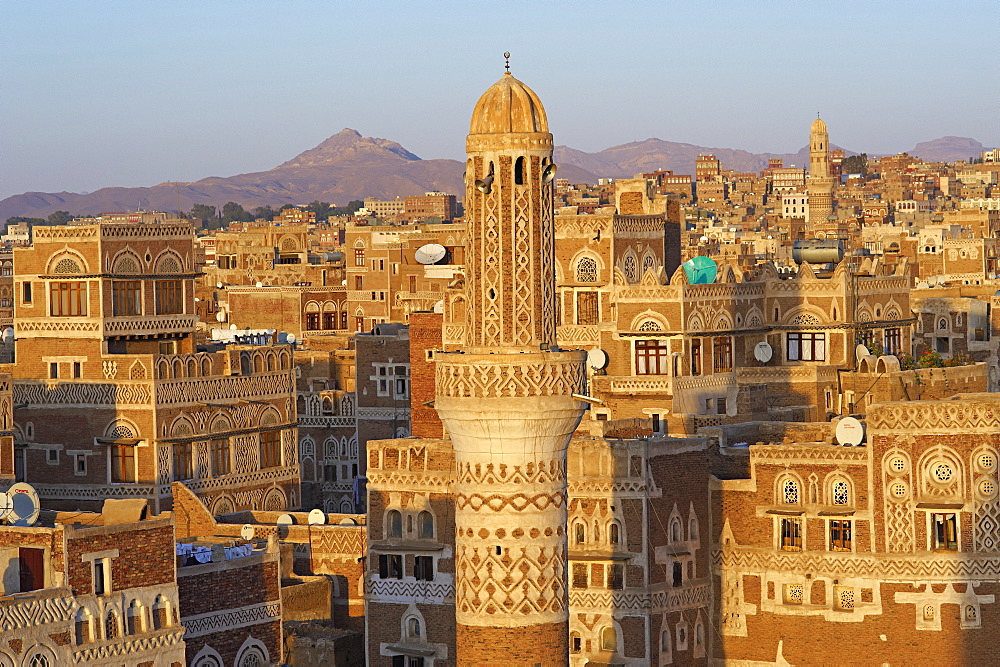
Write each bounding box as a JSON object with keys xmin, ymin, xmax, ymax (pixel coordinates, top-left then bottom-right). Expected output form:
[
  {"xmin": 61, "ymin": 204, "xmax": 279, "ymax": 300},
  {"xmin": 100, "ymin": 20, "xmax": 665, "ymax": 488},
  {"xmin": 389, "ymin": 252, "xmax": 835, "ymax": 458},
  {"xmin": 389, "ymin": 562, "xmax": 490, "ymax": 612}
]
[
  {"xmin": 305, "ymin": 200, "xmax": 334, "ymax": 221},
  {"xmin": 189, "ymin": 204, "xmax": 217, "ymax": 223},
  {"xmin": 252, "ymin": 205, "xmax": 276, "ymax": 221},
  {"xmin": 331, "ymin": 200, "xmax": 364, "ymax": 217},
  {"xmin": 47, "ymin": 210, "xmax": 73, "ymax": 225},
  {"xmin": 220, "ymin": 201, "xmax": 252, "ymax": 224},
  {"xmin": 841, "ymin": 153, "xmax": 868, "ymax": 177}
]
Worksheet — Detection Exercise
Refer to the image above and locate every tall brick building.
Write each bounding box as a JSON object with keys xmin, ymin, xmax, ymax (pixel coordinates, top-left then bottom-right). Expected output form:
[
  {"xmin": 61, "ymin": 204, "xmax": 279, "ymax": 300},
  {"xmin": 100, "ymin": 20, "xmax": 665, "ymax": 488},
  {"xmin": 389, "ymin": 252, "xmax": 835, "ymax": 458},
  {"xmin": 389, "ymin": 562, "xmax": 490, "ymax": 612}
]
[{"xmin": 8, "ymin": 220, "xmax": 300, "ymax": 514}]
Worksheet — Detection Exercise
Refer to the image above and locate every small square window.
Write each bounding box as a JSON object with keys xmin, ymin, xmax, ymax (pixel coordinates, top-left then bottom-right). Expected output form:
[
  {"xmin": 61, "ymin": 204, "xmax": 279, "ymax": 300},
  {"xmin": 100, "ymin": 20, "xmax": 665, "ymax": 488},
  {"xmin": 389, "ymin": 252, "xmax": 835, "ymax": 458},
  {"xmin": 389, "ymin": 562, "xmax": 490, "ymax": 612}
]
[
  {"xmin": 46, "ymin": 448, "xmax": 59, "ymax": 464},
  {"xmin": 75, "ymin": 454, "xmax": 87, "ymax": 476}
]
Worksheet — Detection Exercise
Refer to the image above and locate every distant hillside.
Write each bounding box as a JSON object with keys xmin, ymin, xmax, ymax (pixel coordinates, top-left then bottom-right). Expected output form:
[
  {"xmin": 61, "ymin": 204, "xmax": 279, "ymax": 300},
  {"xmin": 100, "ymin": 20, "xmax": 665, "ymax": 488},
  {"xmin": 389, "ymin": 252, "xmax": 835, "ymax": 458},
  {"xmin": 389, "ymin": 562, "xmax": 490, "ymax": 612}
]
[
  {"xmin": 908, "ymin": 136, "xmax": 986, "ymax": 163},
  {"xmin": 554, "ymin": 139, "xmax": 847, "ymax": 179},
  {"xmin": 1, "ymin": 131, "xmax": 992, "ymax": 221},
  {"xmin": 0, "ymin": 129, "xmax": 599, "ymax": 220}
]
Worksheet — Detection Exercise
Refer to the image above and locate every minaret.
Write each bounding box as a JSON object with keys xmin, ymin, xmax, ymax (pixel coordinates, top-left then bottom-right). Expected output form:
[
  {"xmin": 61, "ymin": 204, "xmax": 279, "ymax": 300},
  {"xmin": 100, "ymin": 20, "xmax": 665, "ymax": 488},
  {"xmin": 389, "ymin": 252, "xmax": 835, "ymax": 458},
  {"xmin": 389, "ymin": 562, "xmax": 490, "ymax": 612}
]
[
  {"xmin": 807, "ymin": 115, "xmax": 835, "ymax": 227},
  {"xmin": 434, "ymin": 65, "xmax": 586, "ymax": 664}
]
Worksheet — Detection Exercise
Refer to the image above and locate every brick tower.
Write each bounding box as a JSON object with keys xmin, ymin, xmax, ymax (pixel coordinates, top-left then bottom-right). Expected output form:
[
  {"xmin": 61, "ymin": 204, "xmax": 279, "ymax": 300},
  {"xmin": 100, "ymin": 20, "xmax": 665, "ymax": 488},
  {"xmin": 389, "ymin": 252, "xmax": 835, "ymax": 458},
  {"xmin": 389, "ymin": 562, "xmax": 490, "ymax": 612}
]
[
  {"xmin": 434, "ymin": 69, "xmax": 587, "ymax": 664},
  {"xmin": 807, "ymin": 115, "xmax": 835, "ymax": 227}
]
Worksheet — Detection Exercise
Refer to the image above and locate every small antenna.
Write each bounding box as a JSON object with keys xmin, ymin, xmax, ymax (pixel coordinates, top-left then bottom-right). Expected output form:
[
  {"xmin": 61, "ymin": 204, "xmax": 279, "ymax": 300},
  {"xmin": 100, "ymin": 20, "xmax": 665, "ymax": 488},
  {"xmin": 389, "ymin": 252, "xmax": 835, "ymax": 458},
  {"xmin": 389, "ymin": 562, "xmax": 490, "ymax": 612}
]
[
  {"xmin": 504, "ymin": 52, "xmax": 511, "ymax": 73},
  {"xmin": 817, "ymin": 111, "xmax": 820, "ymax": 119}
]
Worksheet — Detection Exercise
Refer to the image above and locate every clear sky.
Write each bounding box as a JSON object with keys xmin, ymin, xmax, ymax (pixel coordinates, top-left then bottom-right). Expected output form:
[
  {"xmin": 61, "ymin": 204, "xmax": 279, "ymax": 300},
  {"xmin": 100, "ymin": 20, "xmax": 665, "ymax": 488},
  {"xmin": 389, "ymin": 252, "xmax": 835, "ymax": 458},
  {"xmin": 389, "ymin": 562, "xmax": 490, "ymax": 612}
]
[{"xmin": 2, "ymin": 1, "xmax": 998, "ymax": 200}]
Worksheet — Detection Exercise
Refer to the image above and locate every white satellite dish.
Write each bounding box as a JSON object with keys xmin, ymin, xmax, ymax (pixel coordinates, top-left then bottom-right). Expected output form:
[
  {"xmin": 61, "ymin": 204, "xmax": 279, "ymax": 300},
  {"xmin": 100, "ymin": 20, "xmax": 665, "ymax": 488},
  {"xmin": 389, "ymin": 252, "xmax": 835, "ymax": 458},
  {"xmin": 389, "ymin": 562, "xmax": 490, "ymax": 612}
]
[
  {"xmin": 229, "ymin": 323, "xmax": 238, "ymax": 330},
  {"xmin": 414, "ymin": 243, "xmax": 447, "ymax": 265},
  {"xmin": 856, "ymin": 343, "xmax": 871, "ymax": 361},
  {"xmin": 587, "ymin": 348, "xmax": 608, "ymax": 370},
  {"xmin": 276, "ymin": 513, "xmax": 294, "ymax": 526},
  {"xmin": 916, "ymin": 281, "xmax": 930, "ymax": 289},
  {"xmin": 255, "ymin": 281, "xmax": 263, "ymax": 288},
  {"xmin": 754, "ymin": 341, "xmax": 773, "ymax": 363},
  {"xmin": 308, "ymin": 509, "xmax": 326, "ymax": 525},
  {"xmin": 7, "ymin": 483, "xmax": 39, "ymax": 526},
  {"xmin": 241, "ymin": 524, "xmax": 256, "ymax": 540},
  {"xmin": 835, "ymin": 417, "xmax": 866, "ymax": 446},
  {"xmin": 286, "ymin": 333, "xmax": 296, "ymax": 345},
  {"xmin": 0, "ymin": 492, "xmax": 11, "ymax": 522},
  {"xmin": 216, "ymin": 312, "xmax": 226, "ymax": 323},
  {"xmin": 2, "ymin": 327, "xmax": 13, "ymax": 344},
  {"xmin": 338, "ymin": 517, "xmax": 358, "ymax": 525},
  {"xmin": 216, "ymin": 281, "xmax": 224, "ymax": 288}
]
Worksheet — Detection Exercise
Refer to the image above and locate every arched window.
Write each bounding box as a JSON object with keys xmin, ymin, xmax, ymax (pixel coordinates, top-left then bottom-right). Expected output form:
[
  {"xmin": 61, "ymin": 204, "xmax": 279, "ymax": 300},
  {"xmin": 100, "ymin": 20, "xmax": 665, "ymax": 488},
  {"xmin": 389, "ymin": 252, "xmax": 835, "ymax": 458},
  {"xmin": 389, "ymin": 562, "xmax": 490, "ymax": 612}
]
[
  {"xmin": 75, "ymin": 608, "xmax": 93, "ymax": 644},
  {"xmin": 695, "ymin": 622, "xmax": 704, "ymax": 646},
  {"xmin": 574, "ymin": 522, "xmax": 586, "ymax": 544},
  {"xmin": 782, "ymin": 478, "xmax": 800, "ymax": 504},
  {"xmin": 832, "ymin": 479, "xmax": 850, "ymax": 505},
  {"xmin": 152, "ymin": 595, "xmax": 171, "ymax": 630},
  {"xmin": 670, "ymin": 518, "xmax": 682, "ymax": 543},
  {"xmin": 600, "ymin": 625, "xmax": 617, "ymax": 652},
  {"xmin": 237, "ymin": 648, "xmax": 266, "ymax": 667},
  {"xmin": 514, "ymin": 156, "xmax": 525, "ymax": 185},
  {"xmin": 27, "ymin": 655, "xmax": 50, "ymax": 667},
  {"xmin": 386, "ymin": 510, "xmax": 402, "ymax": 538},
  {"xmin": 575, "ymin": 257, "xmax": 598, "ymax": 283},
  {"xmin": 609, "ymin": 521, "xmax": 620, "ymax": 545},
  {"xmin": 571, "ymin": 631, "xmax": 582, "ymax": 653},
  {"xmin": 689, "ymin": 517, "xmax": 699, "ymax": 542},
  {"xmin": 127, "ymin": 600, "xmax": 143, "ymax": 634},
  {"xmin": 406, "ymin": 616, "xmax": 422, "ymax": 639},
  {"xmin": 623, "ymin": 255, "xmax": 638, "ymax": 282},
  {"xmin": 105, "ymin": 610, "xmax": 119, "ymax": 640},
  {"xmin": 661, "ymin": 629, "xmax": 671, "ymax": 651},
  {"xmin": 418, "ymin": 511, "xmax": 434, "ymax": 539}
]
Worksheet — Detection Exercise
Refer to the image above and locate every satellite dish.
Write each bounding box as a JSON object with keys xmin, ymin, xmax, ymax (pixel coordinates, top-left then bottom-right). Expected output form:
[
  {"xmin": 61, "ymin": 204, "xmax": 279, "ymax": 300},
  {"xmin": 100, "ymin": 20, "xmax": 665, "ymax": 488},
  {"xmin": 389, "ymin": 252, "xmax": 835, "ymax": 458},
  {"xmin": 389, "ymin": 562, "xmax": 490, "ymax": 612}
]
[
  {"xmin": 542, "ymin": 163, "xmax": 558, "ymax": 183},
  {"xmin": 229, "ymin": 323, "xmax": 238, "ymax": 330},
  {"xmin": 754, "ymin": 341, "xmax": 773, "ymax": 363},
  {"xmin": 856, "ymin": 343, "xmax": 871, "ymax": 361},
  {"xmin": 432, "ymin": 300, "xmax": 444, "ymax": 314},
  {"xmin": 241, "ymin": 524, "xmax": 256, "ymax": 540},
  {"xmin": 216, "ymin": 281, "xmax": 224, "ymax": 288},
  {"xmin": 255, "ymin": 281, "xmax": 263, "ymax": 288},
  {"xmin": 216, "ymin": 312, "xmax": 226, "ymax": 323},
  {"xmin": 276, "ymin": 513, "xmax": 294, "ymax": 526},
  {"xmin": 308, "ymin": 509, "xmax": 326, "ymax": 525},
  {"xmin": 7, "ymin": 483, "xmax": 39, "ymax": 526},
  {"xmin": 0, "ymin": 492, "xmax": 11, "ymax": 522},
  {"xmin": 1, "ymin": 327, "xmax": 13, "ymax": 344},
  {"xmin": 414, "ymin": 243, "xmax": 447, "ymax": 265},
  {"xmin": 286, "ymin": 333, "xmax": 296, "ymax": 345},
  {"xmin": 835, "ymin": 417, "xmax": 866, "ymax": 446},
  {"xmin": 917, "ymin": 282, "xmax": 930, "ymax": 289},
  {"xmin": 587, "ymin": 348, "xmax": 608, "ymax": 370},
  {"xmin": 338, "ymin": 517, "xmax": 358, "ymax": 525},
  {"xmin": 682, "ymin": 256, "xmax": 718, "ymax": 284}
]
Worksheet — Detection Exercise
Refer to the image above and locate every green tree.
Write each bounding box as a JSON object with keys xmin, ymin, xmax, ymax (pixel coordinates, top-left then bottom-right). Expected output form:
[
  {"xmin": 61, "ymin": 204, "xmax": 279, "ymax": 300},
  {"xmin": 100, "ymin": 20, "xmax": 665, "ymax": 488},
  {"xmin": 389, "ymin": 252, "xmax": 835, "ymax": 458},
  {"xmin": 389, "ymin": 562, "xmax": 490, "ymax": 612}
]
[
  {"xmin": 331, "ymin": 200, "xmax": 364, "ymax": 217},
  {"xmin": 47, "ymin": 210, "xmax": 73, "ymax": 225},
  {"xmin": 189, "ymin": 204, "xmax": 217, "ymax": 223},
  {"xmin": 841, "ymin": 153, "xmax": 868, "ymax": 177},
  {"xmin": 305, "ymin": 200, "xmax": 334, "ymax": 221},
  {"xmin": 220, "ymin": 201, "xmax": 252, "ymax": 224},
  {"xmin": 252, "ymin": 205, "xmax": 276, "ymax": 221}
]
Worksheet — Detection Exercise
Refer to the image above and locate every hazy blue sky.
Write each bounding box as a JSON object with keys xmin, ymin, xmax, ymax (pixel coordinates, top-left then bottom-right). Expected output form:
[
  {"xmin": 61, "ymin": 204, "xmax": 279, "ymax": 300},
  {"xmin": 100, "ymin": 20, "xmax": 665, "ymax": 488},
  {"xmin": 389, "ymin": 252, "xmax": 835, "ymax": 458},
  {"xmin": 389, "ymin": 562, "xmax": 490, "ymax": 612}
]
[{"xmin": 2, "ymin": 1, "xmax": 998, "ymax": 201}]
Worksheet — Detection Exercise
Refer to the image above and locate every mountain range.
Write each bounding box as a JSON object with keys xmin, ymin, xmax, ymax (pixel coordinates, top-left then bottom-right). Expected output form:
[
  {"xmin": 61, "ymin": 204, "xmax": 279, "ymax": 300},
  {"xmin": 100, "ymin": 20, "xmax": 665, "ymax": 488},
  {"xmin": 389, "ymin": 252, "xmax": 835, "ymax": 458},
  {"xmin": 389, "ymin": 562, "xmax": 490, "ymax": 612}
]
[{"xmin": 0, "ymin": 130, "xmax": 991, "ymax": 221}]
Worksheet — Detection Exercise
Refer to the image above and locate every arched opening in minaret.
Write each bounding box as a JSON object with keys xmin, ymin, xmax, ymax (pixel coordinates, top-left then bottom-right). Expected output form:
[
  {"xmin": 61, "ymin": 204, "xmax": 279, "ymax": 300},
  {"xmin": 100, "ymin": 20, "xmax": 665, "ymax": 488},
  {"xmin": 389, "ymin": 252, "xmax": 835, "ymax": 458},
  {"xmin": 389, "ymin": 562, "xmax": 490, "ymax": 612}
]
[{"xmin": 514, "ymin": 156, "xmax": 525, "ymax": 185}]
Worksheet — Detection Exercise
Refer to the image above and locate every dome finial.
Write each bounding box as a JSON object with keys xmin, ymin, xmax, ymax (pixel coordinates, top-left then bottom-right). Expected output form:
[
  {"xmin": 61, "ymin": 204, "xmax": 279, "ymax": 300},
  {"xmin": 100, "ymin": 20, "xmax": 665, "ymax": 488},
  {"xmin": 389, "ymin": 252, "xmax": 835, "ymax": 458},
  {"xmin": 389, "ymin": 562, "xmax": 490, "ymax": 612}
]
[{"xmin": 503, "ymin": 51, "xmax": 511, "ymax": 73}]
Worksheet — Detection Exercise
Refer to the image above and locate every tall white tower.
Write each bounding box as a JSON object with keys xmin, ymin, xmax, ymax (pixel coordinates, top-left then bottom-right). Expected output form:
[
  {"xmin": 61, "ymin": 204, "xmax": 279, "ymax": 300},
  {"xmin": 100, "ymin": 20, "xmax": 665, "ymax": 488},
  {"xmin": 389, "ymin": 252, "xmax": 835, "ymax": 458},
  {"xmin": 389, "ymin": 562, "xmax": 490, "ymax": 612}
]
[{"xmin": 434, "ymin": 69, "xmax": 586, "ymax": 663}]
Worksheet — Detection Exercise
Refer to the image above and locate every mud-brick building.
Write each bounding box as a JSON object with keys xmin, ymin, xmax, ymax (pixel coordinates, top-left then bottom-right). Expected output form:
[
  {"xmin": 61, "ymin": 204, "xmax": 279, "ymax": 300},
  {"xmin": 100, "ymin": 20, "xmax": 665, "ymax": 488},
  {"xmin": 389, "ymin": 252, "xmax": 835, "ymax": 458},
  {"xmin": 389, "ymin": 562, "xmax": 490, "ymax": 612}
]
[
  {"xmin": 0, "ymin": 499, "xmax": 186, "ymax": 666},
  {"xmin": 8, "ymin": 221, "xmax": 299, "ymax": 514},
  {"xmin": 709, "ymin": 397, "xmax": 1000, "ymax": 664}
]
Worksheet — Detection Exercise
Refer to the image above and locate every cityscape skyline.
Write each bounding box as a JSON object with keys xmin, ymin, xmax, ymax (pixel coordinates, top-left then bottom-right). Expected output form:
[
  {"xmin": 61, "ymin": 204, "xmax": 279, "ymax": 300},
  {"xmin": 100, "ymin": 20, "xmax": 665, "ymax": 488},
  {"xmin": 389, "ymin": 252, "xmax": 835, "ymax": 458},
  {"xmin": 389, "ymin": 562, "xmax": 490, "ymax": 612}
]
[{"xmin": 2, "ymin": 1, "xmax": 998, "ymax": 201}]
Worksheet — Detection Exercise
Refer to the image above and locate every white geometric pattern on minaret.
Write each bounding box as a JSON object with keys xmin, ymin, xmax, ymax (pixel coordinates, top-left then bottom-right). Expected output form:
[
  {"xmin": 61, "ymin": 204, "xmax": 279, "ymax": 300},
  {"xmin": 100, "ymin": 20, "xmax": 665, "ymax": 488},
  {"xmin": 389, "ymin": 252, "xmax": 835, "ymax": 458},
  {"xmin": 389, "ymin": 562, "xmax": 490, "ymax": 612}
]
[{"xmin": 435, "ymin": 71, "xmax": 587, "ymax": 643}]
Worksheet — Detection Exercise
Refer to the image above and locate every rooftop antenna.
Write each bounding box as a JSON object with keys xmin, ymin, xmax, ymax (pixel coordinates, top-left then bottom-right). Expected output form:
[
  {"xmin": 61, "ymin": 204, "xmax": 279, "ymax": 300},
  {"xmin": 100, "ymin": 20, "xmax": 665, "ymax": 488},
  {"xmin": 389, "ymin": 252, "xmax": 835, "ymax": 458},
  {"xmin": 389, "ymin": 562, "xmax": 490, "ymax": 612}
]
[{"xmin": 504, "ymin": 52, "xmax": 511, "ymax": 73}]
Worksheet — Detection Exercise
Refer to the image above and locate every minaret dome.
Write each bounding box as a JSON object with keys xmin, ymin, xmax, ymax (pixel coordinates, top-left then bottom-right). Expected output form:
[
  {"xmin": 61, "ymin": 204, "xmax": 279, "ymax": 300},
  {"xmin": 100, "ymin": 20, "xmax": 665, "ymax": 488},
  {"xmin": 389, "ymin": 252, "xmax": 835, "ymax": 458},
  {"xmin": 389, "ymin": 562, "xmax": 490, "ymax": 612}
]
[{"xmin": 469, "ymin": 73, "xmax": 549, "ymax": 135}]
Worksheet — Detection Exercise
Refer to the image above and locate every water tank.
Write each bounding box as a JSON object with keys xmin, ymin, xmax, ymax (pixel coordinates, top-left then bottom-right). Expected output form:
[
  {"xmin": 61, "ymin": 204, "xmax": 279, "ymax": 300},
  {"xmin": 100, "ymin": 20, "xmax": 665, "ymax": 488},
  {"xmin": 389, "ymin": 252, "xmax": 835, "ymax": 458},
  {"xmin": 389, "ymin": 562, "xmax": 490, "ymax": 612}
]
[{"xmin": 792, "ymin": 239, "xmax": 844, "ymax": 264}]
